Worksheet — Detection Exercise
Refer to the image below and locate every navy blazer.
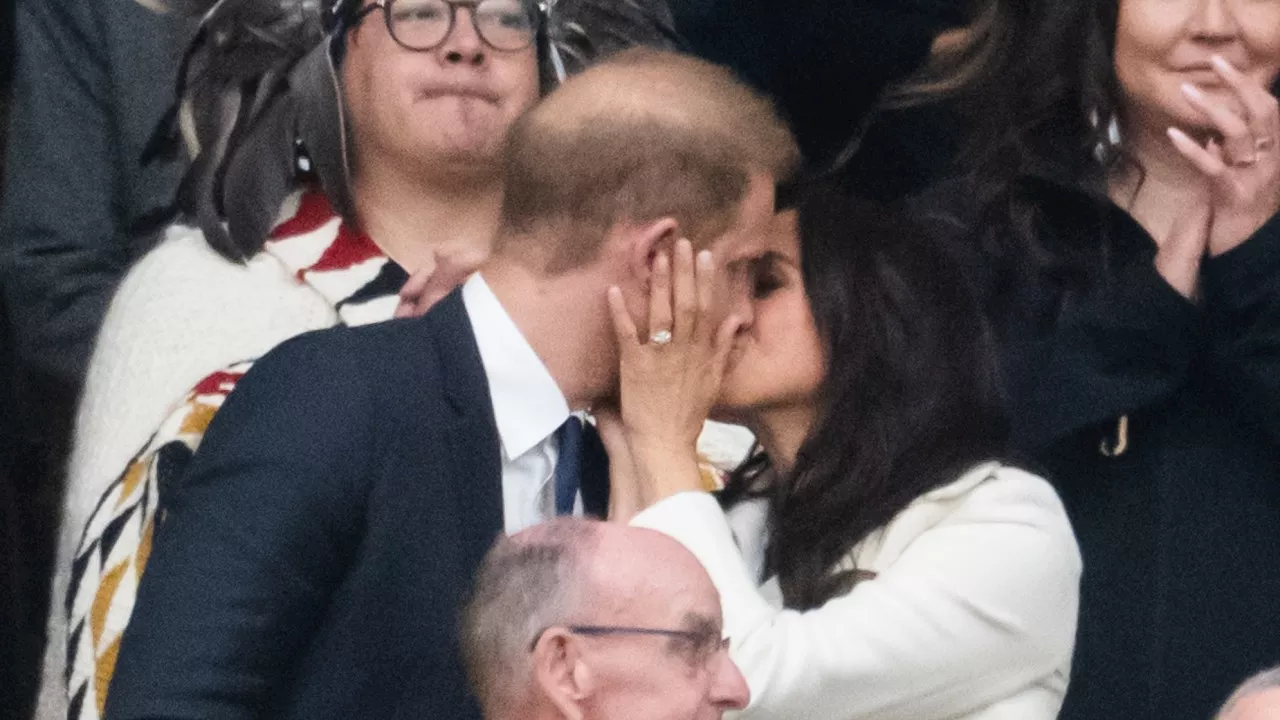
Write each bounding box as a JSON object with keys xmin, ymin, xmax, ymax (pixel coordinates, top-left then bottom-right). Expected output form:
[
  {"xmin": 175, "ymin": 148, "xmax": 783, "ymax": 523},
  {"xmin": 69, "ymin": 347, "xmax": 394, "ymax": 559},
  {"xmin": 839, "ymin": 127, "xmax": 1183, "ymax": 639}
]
[{"xmin": 105, "ymin": 292, "xmax": 610, "ymax": 720}]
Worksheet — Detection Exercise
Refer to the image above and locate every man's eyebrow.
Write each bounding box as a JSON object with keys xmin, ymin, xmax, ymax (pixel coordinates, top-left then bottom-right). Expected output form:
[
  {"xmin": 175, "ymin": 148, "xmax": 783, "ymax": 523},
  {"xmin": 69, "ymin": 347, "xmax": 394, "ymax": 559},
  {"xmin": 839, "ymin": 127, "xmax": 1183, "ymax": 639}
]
[{"xmin": 682, "ymin": 612, "xmax": 721, "ymax": 637}]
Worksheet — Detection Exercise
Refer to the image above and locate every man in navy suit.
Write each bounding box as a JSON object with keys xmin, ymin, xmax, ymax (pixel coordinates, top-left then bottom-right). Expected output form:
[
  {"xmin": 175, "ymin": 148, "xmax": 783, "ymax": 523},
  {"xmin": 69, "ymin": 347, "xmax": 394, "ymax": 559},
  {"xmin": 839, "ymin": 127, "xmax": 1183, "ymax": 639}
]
[{"xmin": 104, "ymin": 49, "xmax": 798, "ymax": 720}]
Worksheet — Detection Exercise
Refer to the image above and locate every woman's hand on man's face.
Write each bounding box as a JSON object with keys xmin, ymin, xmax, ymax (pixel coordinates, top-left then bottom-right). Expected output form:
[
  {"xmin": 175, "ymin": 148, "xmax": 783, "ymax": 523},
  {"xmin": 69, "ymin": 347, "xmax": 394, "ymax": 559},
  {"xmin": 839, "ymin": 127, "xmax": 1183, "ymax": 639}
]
[
  {"xmin": 603, "ymin": 238, "xmax": 742, "ymax": 508},
  {"xmin": 1168, "ymin": 54, "xmax": 1280, "ymax": 257}
]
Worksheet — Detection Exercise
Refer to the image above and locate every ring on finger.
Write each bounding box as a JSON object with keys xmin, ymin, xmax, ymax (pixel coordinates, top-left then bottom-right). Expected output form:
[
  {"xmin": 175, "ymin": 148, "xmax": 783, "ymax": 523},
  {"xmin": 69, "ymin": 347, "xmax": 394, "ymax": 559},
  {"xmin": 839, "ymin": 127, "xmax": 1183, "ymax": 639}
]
[{"xmin": 649, "ymin": 329, "xmax": 673, "ymax": 346}]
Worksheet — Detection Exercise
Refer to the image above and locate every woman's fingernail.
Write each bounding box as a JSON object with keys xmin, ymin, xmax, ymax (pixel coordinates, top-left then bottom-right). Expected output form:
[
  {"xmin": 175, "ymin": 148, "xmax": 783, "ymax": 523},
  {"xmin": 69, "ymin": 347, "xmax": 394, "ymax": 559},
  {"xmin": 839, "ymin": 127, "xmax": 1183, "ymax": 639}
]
[
  {"xmin": 1181, "ymin": 82, "xmax": 1203, "ymax": 99},
  {"xmin": 1211, "ymin": 55, "xmax": 1232, "ymax": 72},
  {"xmin": 697, "ymin": 250, "xmax": 713, "ymax": 267}
]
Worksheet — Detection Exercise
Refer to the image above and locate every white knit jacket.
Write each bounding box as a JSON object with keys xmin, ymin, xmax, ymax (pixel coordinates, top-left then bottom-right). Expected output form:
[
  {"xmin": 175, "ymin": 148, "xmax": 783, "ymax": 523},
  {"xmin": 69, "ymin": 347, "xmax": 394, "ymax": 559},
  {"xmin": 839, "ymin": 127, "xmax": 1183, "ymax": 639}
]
[{"xmin": 35, "ymin": 224, "xmax": 341, "ymax": 720}]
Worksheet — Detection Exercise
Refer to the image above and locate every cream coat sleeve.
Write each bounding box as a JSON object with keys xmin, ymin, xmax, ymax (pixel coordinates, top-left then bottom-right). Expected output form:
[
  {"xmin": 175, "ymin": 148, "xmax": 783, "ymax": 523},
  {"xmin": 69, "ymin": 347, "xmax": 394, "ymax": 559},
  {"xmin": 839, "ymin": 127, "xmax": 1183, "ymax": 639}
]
[{"xmin": 631, "ymin": 465, "xmax": 1081, "ymax": 720}]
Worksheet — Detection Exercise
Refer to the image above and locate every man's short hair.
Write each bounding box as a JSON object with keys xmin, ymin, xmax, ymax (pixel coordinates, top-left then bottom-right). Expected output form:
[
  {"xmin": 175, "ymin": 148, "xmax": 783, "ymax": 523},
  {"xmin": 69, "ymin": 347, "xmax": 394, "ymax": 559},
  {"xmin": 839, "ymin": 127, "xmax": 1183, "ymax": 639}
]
[
  {"xmin": 497, "ymin": 48, "xmax": 800, "ymax": 272},
  {"xmin": 460, "ymin": 520, "xmax": 602, "ymax": 715},
  {"xmin": 1218, "ymin": 666, "xmax": 1280, "ymax": 718}
]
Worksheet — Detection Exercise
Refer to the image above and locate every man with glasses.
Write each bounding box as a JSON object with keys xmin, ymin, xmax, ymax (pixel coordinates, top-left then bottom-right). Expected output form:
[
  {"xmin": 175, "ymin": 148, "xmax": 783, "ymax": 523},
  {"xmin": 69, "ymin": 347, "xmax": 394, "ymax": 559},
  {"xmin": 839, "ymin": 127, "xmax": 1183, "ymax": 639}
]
[{"xmin": 462, "ymin": 518, "xmax": 749, "ymax": 720}]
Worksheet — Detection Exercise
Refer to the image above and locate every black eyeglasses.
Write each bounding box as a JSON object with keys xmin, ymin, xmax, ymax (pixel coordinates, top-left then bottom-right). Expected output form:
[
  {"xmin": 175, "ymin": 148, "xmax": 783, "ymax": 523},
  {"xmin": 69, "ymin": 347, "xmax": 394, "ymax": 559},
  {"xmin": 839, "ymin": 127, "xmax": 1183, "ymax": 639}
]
[
  {"xmin": 530, "ymin": 625, "xmax": 731, "ymax": 666},
  {"xmin": 354, "ymin": 0, "xmax": 538, "ymax": 52}
]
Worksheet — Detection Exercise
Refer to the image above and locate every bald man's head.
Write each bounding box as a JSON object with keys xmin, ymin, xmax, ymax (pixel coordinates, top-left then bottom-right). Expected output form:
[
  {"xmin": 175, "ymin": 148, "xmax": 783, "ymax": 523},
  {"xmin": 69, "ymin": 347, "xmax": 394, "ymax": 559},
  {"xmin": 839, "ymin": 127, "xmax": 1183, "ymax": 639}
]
[
  {"xmin": 1219, "ymin": 668, "xmax": 1280, "ymax": 720},
  {"xmin": 495, "ymin": 48, "xmax": 799, "ymax": 272},
  {"xmin": 460, "ymin": 519, "xmax": 747, "ymax": 719}
]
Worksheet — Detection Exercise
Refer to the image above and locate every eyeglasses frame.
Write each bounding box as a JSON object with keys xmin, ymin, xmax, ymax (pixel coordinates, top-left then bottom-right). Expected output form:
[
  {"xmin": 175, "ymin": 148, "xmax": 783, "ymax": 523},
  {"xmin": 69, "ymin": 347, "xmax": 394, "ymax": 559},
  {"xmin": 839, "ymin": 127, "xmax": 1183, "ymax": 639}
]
[
  {"xmin": 529, "ymin": 624, "xmax": 731, "ymax": 666},
  {"xmin": 352, "ymin": 0, "xmax": 540, "ymax": 53}
]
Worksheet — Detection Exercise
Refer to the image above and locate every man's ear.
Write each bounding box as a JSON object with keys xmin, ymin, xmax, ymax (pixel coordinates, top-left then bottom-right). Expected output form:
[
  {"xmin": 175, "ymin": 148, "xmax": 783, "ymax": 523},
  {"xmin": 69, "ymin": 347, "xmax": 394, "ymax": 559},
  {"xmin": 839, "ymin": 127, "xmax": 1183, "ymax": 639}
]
[
  {"xmin": 626, "ymin": 217, "xmax": 681, "ymax": 285},
  {"xmin": 533, "ymin": 629, "xmax": 593, "ymax": 720}
]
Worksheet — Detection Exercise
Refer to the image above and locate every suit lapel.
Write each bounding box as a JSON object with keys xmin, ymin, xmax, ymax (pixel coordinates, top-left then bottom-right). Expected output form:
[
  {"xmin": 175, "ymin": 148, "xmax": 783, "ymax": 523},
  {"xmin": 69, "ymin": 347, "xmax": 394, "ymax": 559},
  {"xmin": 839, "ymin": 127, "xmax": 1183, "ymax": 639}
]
[
  {"xmin": 428, "ymin": 290, "xmax": 613, "ymax": 532},
  {"xmin": 430, "ymin": 292, "xmax": 505, "ymax": 561}
]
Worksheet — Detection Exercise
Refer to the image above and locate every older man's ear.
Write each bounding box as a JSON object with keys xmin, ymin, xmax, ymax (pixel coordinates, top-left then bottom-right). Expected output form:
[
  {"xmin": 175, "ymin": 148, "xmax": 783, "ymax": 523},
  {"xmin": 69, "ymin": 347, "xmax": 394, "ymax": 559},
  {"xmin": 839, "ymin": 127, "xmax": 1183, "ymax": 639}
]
[{"xmin": 533, "ymin": 629, "xmax": 594, "ymax": 719}]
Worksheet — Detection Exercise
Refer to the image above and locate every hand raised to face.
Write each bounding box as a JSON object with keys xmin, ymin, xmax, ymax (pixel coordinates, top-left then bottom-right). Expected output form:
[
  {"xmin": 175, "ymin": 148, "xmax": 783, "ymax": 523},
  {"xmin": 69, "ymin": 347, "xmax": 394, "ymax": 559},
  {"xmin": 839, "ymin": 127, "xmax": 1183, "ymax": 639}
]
[
  {"xmin": 599, "ymin": 239, "xmax": 742, "ymax": 515},
  {"xmin": 1168, "ymin": 55, "xmax": 1280, "ymax": 256}
]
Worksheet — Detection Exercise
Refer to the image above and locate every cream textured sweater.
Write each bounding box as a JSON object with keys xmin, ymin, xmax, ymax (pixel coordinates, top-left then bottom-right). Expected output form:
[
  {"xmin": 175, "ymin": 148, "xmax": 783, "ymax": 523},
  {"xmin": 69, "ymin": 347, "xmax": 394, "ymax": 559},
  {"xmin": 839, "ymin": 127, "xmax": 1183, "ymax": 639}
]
[{"xmin": 36, "ymin": 225, "xmax": 340, "ymax": 720}]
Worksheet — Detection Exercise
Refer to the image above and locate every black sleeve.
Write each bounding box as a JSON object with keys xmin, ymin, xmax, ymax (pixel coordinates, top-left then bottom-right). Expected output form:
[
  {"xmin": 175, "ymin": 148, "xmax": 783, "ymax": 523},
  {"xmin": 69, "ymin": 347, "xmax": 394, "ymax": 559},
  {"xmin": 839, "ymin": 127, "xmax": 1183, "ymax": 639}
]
[
  {"xmin": 1201, "ymin": 213, "xmax": 1280, "ymax": 446},
  {"xmin": 104, "ymin": 334, "xmax": 373, "ymax": 720},
  {"xmin": 999, "ymin": 259, "xmax": 1204, "ymax": 453},
  {"xmin": 913, "ymin": 184, "xmax": 1206, "ymax": 454},
  {"xmin": 1, "ymin": 0, "xmax": 151, "ymax": 383}
]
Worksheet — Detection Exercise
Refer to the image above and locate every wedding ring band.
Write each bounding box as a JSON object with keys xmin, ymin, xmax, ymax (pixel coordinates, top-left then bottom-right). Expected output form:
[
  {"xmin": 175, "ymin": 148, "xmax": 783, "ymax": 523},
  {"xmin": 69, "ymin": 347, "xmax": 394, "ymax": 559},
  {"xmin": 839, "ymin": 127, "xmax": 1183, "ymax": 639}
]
[
  {"xmin": 1258, "ymin": 136, "xmax": 1276, "ymax": 152},
  {"xmin": 649, "ymin": 329, "xmax": 673, "ymax": 346}
]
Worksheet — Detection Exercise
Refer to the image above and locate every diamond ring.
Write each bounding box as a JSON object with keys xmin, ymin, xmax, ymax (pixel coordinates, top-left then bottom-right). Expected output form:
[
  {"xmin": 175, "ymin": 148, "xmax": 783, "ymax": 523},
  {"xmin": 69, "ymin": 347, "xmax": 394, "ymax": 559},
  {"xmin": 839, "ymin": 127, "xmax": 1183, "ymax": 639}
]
[{"xmin": 649, "ymin": 329, "xmax": 673, "ymax": 345}]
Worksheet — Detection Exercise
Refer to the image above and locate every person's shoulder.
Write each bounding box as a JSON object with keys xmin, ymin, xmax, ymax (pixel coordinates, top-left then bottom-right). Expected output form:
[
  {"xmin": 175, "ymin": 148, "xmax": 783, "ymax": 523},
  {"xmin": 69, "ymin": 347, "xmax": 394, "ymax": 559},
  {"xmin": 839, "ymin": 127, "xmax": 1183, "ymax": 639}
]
[
  {"xmin": 121, "ymin": 225, "xmax": 260, "ymax": 287},
  {"xmin": 248, "ymin": 306, "xmax": 455, "ymax": 391},
  {"xmin": 930, "ymin": 461, "xmax": 1068, "ymax": 512},
  {"xmin": 916, "ymin": 461, "xmax": 1072, "ymax": 534},
  {"xmin": 99, "ymin": 225, "xmax": 334, "ymax": 342}
]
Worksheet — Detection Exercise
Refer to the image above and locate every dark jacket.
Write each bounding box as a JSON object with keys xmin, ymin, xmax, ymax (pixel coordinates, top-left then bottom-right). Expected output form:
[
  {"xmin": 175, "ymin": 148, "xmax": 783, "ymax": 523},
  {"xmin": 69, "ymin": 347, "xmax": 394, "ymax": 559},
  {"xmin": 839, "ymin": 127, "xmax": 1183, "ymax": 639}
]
[
  {"xmin": 0, "ymin": 0, "xmax": 192, "ymax": 387},
  {"xmin": 918, "ymin": 176, "xmax": 1280, "ymax": 720},
  {"xmin": 104, "ymin": 292, "xmax": 610, "ymax": 720}
]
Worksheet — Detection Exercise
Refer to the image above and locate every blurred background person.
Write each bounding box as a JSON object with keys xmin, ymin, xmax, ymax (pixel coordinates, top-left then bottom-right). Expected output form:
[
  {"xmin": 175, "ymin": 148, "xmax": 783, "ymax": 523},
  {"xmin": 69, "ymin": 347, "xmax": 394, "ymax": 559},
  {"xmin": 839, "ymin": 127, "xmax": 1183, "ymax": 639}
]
[
  {"xmin": 912, "ymin": 0, "xmax": 1280, "ymax": 718},
  {"xmin": 2, "ymin": 1, "xmax": 27, "ymax": 717},
  {"xmin": 0, "ymin": 0, "xmax": 191, "ymax": 715},
  {"xmin": 1218, "ymin": 668, "xmax": 1280, "ymax": 720},
  {"xmin": 602, "ymin": 183, "xmax": 1081, "ymax": 719},
  {"xmin": 461, "ymin": 519, "xmax": 749, "ymax": 720}
]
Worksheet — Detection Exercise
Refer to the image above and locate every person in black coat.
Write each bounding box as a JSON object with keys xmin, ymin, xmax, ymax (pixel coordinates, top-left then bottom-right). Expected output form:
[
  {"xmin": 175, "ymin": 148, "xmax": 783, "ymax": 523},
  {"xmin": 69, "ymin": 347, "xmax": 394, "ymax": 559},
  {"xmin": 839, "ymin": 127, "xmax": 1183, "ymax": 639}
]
[
  {"xmin": 915, "ymin": 1, "xmax": 1280, "ymax": 718},
  {"xmin": 0, "ymin": 2, "xmax": 191, "ymax": 713}
]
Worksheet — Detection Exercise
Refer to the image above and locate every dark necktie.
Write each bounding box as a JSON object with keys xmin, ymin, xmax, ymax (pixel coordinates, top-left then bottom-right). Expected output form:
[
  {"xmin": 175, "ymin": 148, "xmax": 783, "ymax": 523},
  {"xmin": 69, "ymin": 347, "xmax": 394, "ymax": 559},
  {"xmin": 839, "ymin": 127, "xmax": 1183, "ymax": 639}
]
[{"xmin": 554, "ymin": 416, "xmax": 583, "ymax": 516}]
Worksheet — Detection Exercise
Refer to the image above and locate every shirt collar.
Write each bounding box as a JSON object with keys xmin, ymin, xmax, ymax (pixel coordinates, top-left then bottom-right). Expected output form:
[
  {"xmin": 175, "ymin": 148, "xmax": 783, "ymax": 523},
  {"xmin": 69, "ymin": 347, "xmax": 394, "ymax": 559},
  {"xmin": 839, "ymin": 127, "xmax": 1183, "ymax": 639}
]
[{"xmin": 462, "ymin": 274, "xmax": 571, "ymax": 461}]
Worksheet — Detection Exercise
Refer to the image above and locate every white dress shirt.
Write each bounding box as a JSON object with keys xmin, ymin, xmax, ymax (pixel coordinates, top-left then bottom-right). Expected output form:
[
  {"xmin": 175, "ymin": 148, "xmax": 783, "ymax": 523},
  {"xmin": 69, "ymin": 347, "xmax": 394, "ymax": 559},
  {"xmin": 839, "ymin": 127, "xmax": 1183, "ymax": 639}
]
[
  {"xmin": 462, "ymin": 274, "xmax": 579, "ymax": 533},
  {"xmin": 632, "ymin": 462, "xmax": 1082, "ymax": 720}
]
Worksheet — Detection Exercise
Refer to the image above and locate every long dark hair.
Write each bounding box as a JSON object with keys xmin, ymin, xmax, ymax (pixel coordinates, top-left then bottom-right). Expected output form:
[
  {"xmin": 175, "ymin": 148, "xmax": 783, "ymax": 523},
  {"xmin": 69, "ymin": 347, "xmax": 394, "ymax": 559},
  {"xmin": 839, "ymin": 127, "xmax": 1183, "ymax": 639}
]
[
  {"xmin": 722, "ymin": 183, "xmax": 1009, "ymax": 611},
  {"xmin": 925, "ymin": 0, "xmax": 1280, "ymax": 304}
]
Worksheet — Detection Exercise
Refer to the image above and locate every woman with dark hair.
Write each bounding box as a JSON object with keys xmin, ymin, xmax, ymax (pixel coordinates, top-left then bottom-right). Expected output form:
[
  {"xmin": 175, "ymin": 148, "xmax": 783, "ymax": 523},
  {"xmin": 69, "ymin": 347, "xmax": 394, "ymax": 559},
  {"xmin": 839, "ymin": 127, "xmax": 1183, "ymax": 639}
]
[
  {"xmin": 599, "ymin": 183, "xmax": 1081, "ymax": 719},
  {"xmin": 908, "ymin": 0, "xmax": 1280, "ymax": 718}
]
